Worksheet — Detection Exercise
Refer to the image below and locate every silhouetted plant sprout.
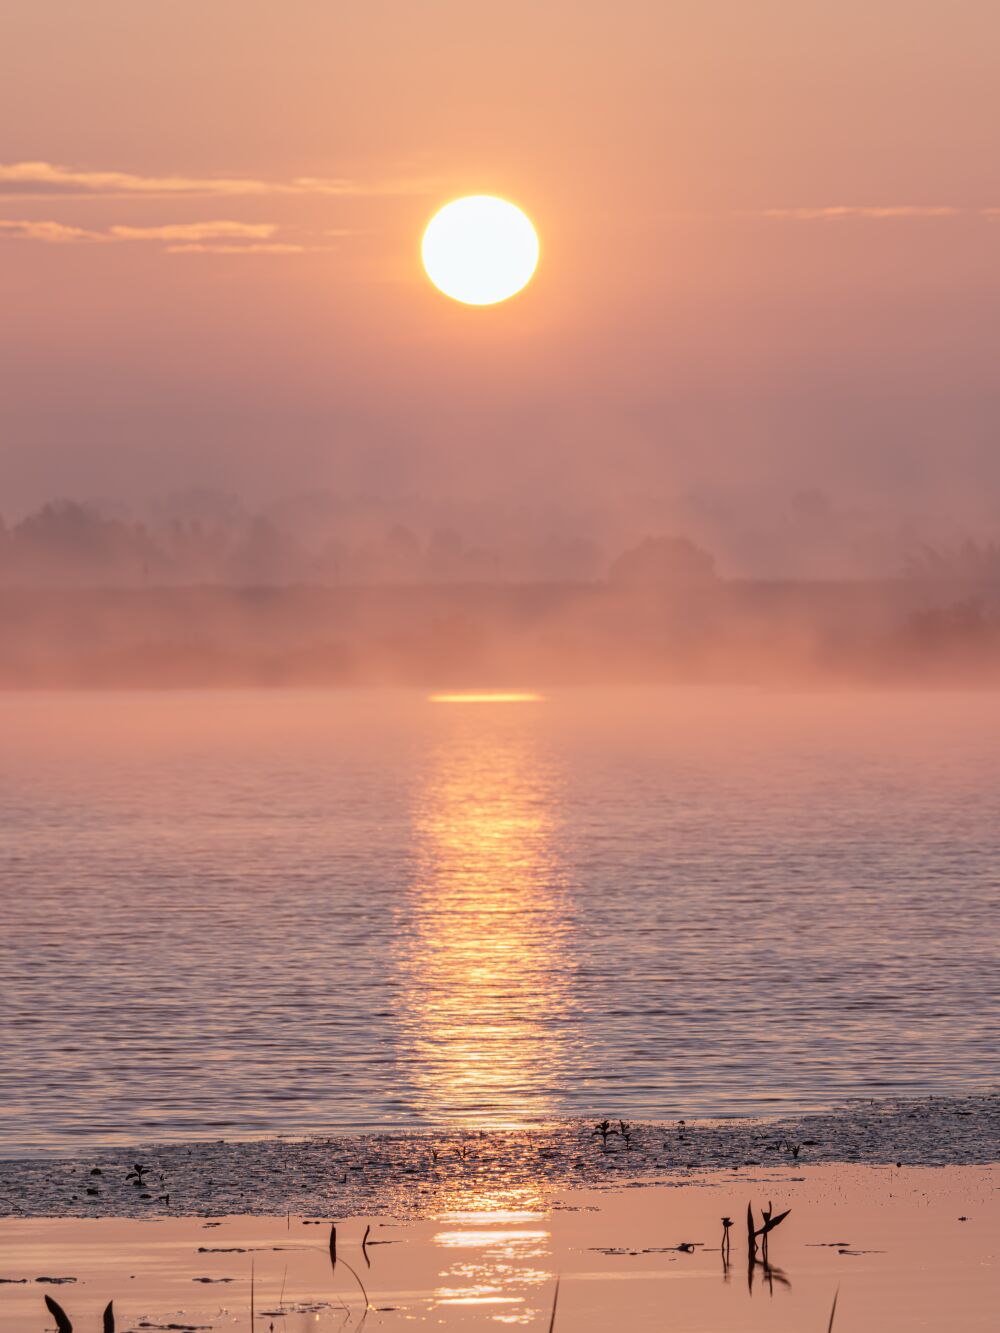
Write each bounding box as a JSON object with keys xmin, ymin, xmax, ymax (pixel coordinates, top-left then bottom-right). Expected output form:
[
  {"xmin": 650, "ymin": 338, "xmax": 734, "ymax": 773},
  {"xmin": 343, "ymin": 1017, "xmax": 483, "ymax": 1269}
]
[
  {"xmin": 591, "ymin": 1120, "xmax": 617, "ymax": 1149},
  {"xmin": 746, "ymin": 1200, "xmax": 792, "ymax": 1296},
  {"xmin": 125, "ymin": 1163, "xmax": 148, "ymax": 1188},
  {"xmin": 721, "ymin": 1216, "xmax": 733, "ymax": 1253},
  {"xmin": 748, "ymin": 1199, "xmax": 791, "ymax": 1259},
  {"xmin": 618, "ymin": 1120, "xmax": 633, "ymax": 1150}
]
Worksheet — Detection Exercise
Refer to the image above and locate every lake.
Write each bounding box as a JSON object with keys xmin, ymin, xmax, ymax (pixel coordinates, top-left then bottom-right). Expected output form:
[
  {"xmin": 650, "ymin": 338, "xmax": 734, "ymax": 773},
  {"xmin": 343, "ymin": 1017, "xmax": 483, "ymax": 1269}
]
[{"xmin": 1, "ymin": 687, "xmax": 997, "ymax": 1155}]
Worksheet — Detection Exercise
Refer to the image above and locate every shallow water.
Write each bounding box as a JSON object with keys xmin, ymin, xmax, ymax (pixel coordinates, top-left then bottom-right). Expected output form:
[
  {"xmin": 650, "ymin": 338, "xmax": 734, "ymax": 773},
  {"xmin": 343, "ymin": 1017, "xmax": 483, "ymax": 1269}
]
[
  {"xmin": 2, "ymin": 688, "xmax": 998, "ymax": 1154},
  {"xmin": 1, "ymin": 1168, "xmax": 997, "ymax": 1331}
]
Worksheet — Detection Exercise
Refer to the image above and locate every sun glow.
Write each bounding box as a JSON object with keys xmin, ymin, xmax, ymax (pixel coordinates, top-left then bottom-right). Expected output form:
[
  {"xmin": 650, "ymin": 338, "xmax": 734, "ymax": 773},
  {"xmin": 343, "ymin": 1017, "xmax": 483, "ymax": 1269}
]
[
  {"xmin": 422, "ymin": 196, "xmax": 539, "ymax": 305},
  {"xmin": 429, "ymin": 692, "xmax": 544, "ymax": 704}
]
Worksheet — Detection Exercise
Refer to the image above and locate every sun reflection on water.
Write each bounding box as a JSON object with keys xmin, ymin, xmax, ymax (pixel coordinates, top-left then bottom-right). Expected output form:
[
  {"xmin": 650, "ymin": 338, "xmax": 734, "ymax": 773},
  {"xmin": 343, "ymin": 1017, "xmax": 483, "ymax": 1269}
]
[
  {"xmin": 431, "ymin": 1210, "xmax": 553, "ymax": 1323},
  {"xmin": 428, "ymin": 692, "xmax": 544, "ymax": 704},
  {"xmin": 400, "ymin": 713, "xmax": 571, "ymax": 1127},
  {"xmin": 399, "ymin": 709, "xmax": 567, "ymax": 1320}
]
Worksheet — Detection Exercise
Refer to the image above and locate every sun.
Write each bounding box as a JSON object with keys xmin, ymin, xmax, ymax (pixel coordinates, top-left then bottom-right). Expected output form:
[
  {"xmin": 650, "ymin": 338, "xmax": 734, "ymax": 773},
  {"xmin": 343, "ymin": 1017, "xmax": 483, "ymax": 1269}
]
[{"xmin": 422, "ymin": 196, "xmax": 539, "ymax": 305}]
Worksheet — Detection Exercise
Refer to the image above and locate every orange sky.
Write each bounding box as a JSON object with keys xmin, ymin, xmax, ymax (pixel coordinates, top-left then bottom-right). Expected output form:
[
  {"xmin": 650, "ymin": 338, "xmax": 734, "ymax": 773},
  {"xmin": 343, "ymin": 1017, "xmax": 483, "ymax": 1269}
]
[{"xmin": 2, "ymin": 1, "xmax": 999, "ymax": 540}]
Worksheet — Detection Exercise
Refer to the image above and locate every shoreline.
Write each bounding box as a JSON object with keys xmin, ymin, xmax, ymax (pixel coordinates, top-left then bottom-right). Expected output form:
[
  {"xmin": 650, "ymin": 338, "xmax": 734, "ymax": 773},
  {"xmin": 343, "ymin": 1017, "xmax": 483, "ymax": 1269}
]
[
  {"xmin": 3, "ymin": 1091, "xmax": 996, "ymax": 1220},
  {"xmin": 1, "ymin": 1166, "xmax": 996, "ymax": 1332}
]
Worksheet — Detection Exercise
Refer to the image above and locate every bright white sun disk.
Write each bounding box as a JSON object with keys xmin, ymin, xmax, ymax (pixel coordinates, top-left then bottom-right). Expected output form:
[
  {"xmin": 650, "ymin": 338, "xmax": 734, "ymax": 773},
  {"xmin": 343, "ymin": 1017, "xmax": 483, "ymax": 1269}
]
[{"xmin": 422, "ymin": 196, "xmax": 539, "ymax": 305}]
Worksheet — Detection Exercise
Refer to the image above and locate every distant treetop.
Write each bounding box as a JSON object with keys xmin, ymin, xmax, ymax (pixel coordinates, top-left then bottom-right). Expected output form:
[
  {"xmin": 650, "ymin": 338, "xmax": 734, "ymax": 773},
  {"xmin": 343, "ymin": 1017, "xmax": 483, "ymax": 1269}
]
[{"xmin": 608, "ymin": 535, "xmax": 717, "ymax": 584}]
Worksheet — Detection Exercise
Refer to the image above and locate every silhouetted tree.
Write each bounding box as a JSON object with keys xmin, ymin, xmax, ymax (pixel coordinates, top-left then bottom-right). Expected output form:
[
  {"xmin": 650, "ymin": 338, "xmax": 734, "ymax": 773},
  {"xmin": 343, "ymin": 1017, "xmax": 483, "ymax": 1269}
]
[
  {"xmin": 426, "ymin": 528, "xmax": 466, "ymax": 581},
  {"xmin": 226, "ymin": 516, "xmax": 309, "ymax": 585},
  {"xmin": 903, "ymin": 540, "xmax": 1000, "ymax": 581},
  {"xmin": 10, "ymin": 502, "xmax": 167, "ymax": 585},
  {"xmin": 608, "ymin": 535, "xmax": 717, "ymax": 584}
]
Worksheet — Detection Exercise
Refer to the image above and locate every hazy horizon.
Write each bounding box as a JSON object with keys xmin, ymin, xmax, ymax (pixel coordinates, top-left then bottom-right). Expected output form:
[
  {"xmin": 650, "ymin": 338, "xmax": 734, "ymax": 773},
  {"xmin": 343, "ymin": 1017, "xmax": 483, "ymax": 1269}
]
[
  {"xmin": 5, "ymin": 485, "xmax": 1000, "ymax": 585},
  {"xmin": 4, "ymin": 1, "xmax": 1000, "ymax": 561}
]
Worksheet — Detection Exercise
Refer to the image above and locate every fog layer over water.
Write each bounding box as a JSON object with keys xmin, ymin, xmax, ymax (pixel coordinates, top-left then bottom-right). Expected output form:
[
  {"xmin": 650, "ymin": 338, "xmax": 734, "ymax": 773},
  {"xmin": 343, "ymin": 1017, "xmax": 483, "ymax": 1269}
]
[{"xmin": 1, "ymin": 688, "xmax": 997, "ymax": 1155}]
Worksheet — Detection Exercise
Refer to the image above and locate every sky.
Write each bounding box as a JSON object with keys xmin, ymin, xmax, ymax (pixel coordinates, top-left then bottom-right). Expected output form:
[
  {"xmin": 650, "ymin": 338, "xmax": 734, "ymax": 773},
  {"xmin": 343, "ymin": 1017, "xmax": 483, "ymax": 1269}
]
[{"xmin": 2, "ymin": 1, "xmax": 999, "ymax": 569}]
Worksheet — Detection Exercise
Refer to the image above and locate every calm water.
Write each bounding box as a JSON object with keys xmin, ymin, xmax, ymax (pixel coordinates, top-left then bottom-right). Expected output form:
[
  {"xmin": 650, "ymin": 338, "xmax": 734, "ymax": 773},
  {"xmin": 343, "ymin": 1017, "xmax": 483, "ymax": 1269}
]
[{"xmin": 1, "ymin": 688, "xmax": 997, "ymax": 1156}]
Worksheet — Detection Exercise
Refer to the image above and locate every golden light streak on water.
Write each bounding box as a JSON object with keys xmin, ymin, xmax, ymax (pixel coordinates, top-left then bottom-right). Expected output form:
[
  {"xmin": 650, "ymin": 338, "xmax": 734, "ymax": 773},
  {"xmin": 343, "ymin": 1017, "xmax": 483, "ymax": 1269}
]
[
  {"xmin": 431, "ymin": 1215, "xmax": 553, "ymax": 1321},
  {"xmin": 400, "ymin": 719, "xmax": 569, "ymax": 1128}
]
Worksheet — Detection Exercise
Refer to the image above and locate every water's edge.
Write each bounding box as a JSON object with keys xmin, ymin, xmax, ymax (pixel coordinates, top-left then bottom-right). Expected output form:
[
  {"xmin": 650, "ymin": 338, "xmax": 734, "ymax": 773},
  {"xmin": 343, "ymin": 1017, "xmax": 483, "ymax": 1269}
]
[{"xmin": 2, "ymin": 1092, "xmax": 996, "ymax": 1220}]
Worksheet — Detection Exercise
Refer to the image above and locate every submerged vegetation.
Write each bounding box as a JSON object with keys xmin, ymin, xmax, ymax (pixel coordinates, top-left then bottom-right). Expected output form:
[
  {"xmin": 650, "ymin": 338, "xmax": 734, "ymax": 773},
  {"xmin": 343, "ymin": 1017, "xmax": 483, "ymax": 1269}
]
[{"xmin": 34, "ymin": 1205, "xmax": 846, "ymax": 1332}]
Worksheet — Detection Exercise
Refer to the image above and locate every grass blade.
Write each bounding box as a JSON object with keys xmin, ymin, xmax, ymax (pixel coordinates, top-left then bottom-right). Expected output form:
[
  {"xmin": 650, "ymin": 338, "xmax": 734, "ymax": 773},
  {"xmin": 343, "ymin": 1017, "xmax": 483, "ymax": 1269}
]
[
  {"xmin": 338, "ymin": 1255, "xmax": 371, "ymax": 1311},
  {"xmin": 547, "ymin": 1277, "xmax": 560, "ymax": 1333},
  {"xmin": 44, "ymin": 1296, "xmax": 72, "ymax": 1333},
  {"xmin": 827, "ymin": 1288, "xmax": 839, "ymax": 1332}
]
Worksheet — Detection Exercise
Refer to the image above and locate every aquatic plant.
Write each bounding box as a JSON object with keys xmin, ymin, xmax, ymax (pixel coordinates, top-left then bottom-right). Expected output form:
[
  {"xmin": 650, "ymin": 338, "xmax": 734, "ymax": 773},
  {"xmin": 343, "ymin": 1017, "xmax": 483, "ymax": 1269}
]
[
  {"xmin": 747, "ymin": 1199, "xmax": 791, "ymax": 1257},
  {"xmin": 591, "ymin": 1120, "xmax": 617, "ymax": 1148},
  {"xmin": 743, "ymin": 1200, "xmax": 793, "ymax": 1297},
  {"xmin": 326, "ymin": 1221, "xmax": 372, "ymax": 1314},
  {"xmin": 43, "ymin": 1296, "xmax": 113, "ymax": 1332},
  {"xmin": 124, "ymin": 1163, "xmax": 149, "ymax": 1188}
]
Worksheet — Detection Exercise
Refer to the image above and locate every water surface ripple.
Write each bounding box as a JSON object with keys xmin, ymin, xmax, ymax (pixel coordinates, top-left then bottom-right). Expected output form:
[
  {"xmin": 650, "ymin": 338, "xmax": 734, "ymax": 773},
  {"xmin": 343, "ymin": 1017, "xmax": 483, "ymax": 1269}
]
[{"xmin": 1, "ymin": 688, "xmax": 997, "ymax": 1155}]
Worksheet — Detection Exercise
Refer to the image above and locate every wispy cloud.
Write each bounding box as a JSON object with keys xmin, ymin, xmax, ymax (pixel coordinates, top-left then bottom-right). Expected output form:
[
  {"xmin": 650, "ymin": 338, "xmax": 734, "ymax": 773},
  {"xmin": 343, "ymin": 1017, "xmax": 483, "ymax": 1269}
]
[
  {"xmin": 744, "ymin": 205, "xmax": 963, "ymax": 220},
  {"xmin": 0, "ymin": 218, "xmax": 328, "ymax": 254},
  {"xmin": 165, "ymin": 242, "xmax": 309, "ymax": 255},
  {"xmin": 108, "ymin": 221, "xmax": 279, "ymax": 242},
  {"xmin": 0, "ymin": 160, "xmax": 434, "ymax": 199},
  {"xmin": 0, "ymin": 219, "xmax": 102, "ymax": 242}
]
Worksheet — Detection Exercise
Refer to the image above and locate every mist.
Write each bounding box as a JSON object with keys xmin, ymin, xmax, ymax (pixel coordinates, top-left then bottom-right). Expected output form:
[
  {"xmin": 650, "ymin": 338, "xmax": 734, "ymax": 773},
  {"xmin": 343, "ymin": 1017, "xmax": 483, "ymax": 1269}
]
[
  {"xmin": 4, "ymin": 0, "xmax": 1000, "ymax": 685},
  {"xmin": 3, "ymin": 490, "xmax": 1000, "ymax": 689}
]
